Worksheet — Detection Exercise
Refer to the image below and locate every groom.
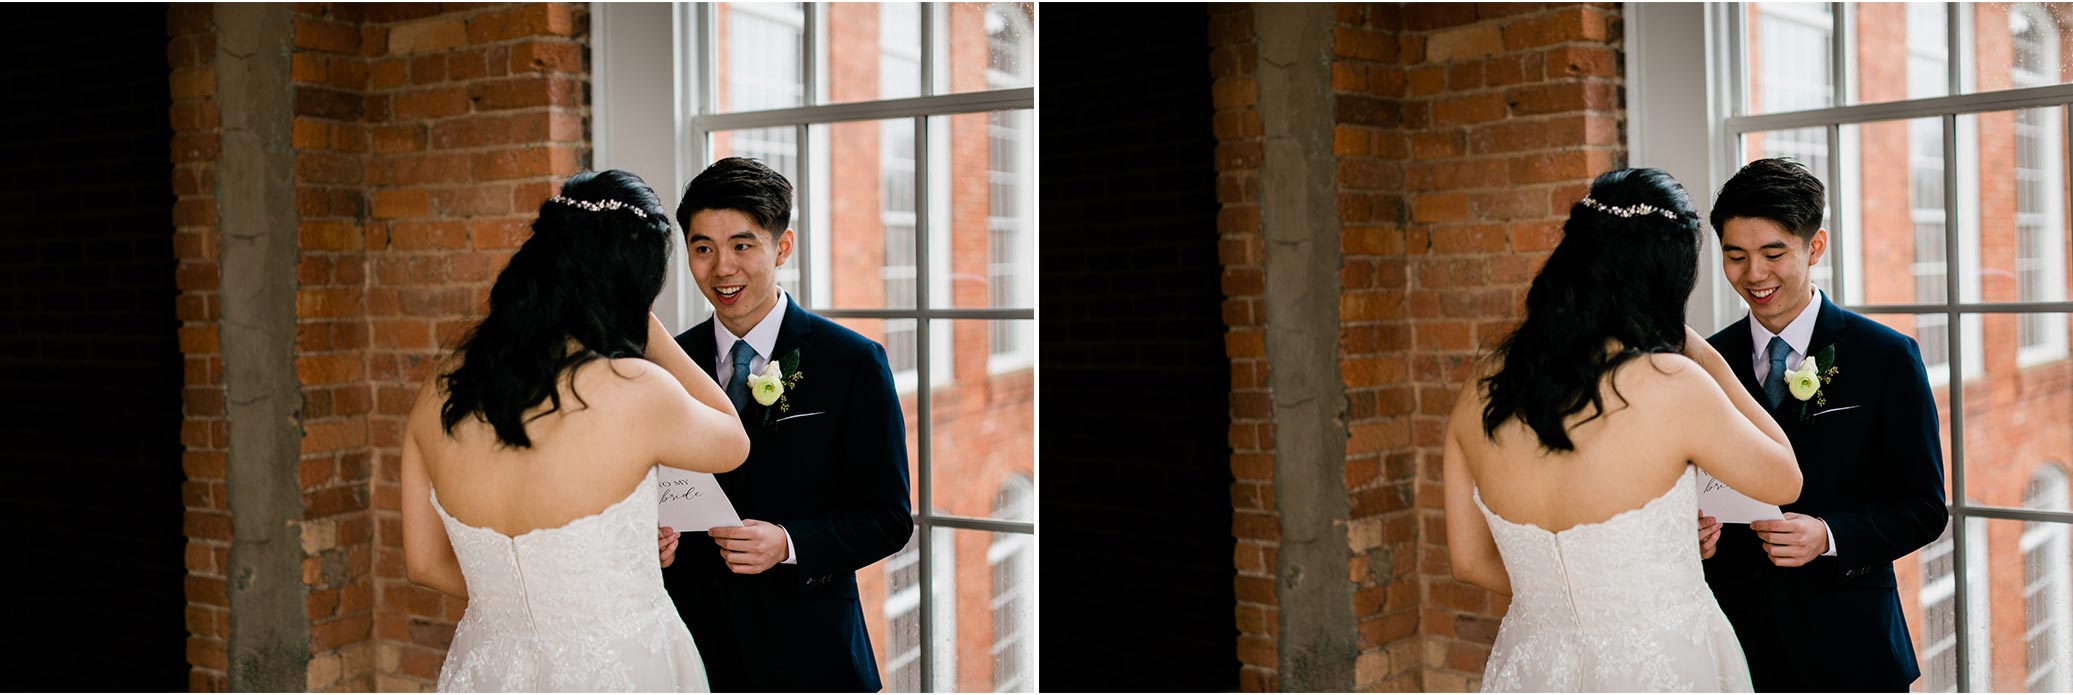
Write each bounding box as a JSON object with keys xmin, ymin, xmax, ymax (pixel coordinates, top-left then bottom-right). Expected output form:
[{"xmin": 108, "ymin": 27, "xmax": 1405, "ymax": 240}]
[
  {"xmin": 1700, "ymin": 158, "xmax": 1950, "ymax": 691},
  {"xmin": 659, "ymin": 157, "xmax": 914, "ymax": 692}
]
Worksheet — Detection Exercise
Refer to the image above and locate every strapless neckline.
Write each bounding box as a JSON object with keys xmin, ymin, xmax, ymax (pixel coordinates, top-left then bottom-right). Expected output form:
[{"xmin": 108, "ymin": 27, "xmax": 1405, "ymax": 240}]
[
  {"xmin": 430, "ymin": 466, "xmax": 657, "ymax": 542},
  {"xmin": 1473, "ymin": 465, "xmax": 1695, "ymax": 536}
]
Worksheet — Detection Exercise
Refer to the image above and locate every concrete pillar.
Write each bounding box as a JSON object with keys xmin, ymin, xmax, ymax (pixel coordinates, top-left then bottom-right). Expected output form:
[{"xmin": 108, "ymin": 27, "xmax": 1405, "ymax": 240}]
[
  {"xmin": 214, "ymin": 3, "xmax": 310, "ymax": 689},
  {"xmin": 1254, "ymin": 3, "xmax": 1355, "ymax": 691}
]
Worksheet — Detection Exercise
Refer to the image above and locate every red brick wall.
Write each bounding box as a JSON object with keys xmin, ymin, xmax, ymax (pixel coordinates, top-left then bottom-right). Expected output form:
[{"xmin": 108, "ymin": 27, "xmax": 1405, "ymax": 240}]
[
  {"xmin": 169, "ymin": 4, "xmax": 231, "ymax": 689},
  {"xmin": 1207, "ymin": 4, "xmax": 1277, "ymax": 691},
  {"xmin": 174, "ymin": 4, "xmax": 587, "ymax": 691},
  {"xmin": 1211, "ymin": 3, "xmax": 1623, "ymax": 691}
]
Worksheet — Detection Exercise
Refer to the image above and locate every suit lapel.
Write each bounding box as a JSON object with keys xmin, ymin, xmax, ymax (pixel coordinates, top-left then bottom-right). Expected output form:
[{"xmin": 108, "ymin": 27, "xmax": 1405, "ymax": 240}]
[{"xmin": 769, "ymin": 294, "xmax": 816, "ymax": 368}]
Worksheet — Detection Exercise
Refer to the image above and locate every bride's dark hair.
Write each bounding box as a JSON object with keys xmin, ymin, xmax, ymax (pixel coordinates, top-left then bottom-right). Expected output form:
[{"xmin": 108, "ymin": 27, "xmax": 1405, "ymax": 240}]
[
  {"xmin": 1480, "ymin": 168, "xmax": 1702, "ymax": 452},
  {"xmin": 439, "ymin": 170, "xmax": 674, "ymax": 448}
]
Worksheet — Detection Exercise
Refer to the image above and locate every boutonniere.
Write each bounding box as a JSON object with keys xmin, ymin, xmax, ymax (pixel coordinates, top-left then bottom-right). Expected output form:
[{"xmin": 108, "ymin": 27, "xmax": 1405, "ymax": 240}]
[
  {"xmin": 747, "ymin": 348, "xmax": 805, "ymax": 426},
  {"xmin": 1786, "ymin": 344, "xmax": 1840, "ymax": 421}
]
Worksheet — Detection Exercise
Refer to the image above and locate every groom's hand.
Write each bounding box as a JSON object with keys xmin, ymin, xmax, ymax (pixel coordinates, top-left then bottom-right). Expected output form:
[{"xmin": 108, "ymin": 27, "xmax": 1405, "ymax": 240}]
[
  {"xmin": 711, "ymin": 520, "xmax": 788, "ymax": 574},
  {"xmin": 1751, "ymin": 513, "xmax": 1829, "ymax": 567},
  {"xmin": 1698, "ymin": 514, "xmax": 1722, "ymax": 560}
]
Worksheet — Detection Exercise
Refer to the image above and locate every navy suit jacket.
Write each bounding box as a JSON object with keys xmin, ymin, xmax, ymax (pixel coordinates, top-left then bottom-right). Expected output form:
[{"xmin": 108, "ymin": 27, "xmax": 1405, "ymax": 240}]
[
  {"xmin": 661, "ymin": 296, "xmax": 914, "ymax": 692},
  {"xmin": 1703, "ymin": 298, "xmax": 1949, "ymax": 691}
]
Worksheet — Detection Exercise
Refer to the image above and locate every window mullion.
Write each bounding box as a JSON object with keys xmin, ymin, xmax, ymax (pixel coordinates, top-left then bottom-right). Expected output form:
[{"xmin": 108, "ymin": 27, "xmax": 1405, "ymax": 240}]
[
  {"xmin": 913, "ymin": 112, "xmax": 935, "ymax": 693},
  {"xmin": 921, "ymin": 2, "xmax": 937, "ymax": 98},
  {"xmin": 1840, "ymin": 1, "xmax": 1857, "ymax": 107},
  {"xmin": 1944, "ymin": 106, "xmax": 1973, "ymax": 693},
  {"xmin": 800, "ymin": 1, "xmax": 817, "ymax": 107}
]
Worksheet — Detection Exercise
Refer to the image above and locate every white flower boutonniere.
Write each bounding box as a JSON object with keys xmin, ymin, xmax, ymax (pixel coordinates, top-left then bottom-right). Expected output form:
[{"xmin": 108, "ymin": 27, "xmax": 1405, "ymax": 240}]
[
  {"xmin": 748, "ymin": 361, "xmax": 785, "ymax": 407},
  {"xmin": 753, "ymin": 349, "xmax": 806, "ymax": 427},
  {"xmin": 1787, "ymin": 344, "xmax": 1840, "ymax": 421}
]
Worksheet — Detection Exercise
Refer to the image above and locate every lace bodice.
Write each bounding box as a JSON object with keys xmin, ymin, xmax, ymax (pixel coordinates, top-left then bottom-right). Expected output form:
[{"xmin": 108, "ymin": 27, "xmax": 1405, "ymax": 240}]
[
  {"xmin": 1472, "ymin": 465, "xmax": 1751, "ymax": 692},
  {"xmin": 430, "ymin": 466, "xmax": 707, "ymax": 692}
]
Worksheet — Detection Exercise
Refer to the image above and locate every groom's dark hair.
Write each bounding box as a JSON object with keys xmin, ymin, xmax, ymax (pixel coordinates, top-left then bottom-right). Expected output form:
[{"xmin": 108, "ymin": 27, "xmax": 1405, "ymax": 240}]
[
  {"xmin": 676, "ymin": 157, "xmax": 794, "ymax": 240},
  {"xmin": 1709, "ymin": 158, "xmax": 1825, "ymax": 243}
]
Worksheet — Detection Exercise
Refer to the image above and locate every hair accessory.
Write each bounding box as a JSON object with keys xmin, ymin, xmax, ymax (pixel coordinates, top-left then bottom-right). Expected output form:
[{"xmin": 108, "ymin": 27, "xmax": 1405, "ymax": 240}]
[
  {"xmin": 1577, "ymin": 196, "xmax": 1680, "ymax": 220},
  {"xmin": 547, "ymin": 195, "xmax": 648, "ymax": 219}
]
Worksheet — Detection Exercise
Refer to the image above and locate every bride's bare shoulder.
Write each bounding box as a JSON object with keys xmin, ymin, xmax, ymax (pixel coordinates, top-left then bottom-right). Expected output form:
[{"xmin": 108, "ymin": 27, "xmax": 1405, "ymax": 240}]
[{"xmin": 1614, "ymin": 352, "xmax": 1715, "ymax": 403}]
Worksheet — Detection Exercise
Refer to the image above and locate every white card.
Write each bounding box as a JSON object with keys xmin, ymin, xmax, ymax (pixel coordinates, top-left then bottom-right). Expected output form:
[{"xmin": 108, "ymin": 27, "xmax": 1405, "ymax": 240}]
[
  {"xmin": 1697, "ymin": 469, "xmax": 1785, "ymax": 524},
  {"xmin": 656, "ymin": 467, "xmax": 743, "ymax": 532}
]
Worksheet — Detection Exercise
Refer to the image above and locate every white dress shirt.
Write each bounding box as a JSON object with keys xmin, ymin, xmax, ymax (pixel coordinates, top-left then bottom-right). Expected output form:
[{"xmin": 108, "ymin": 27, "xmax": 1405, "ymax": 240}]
[
  {"xmin": 712, "ymin": 288, "xmax": 798, "ymax": 565},
  {"xmin": 1745, "ymin": 286, "xmax": 1839, "ymax": 558}
]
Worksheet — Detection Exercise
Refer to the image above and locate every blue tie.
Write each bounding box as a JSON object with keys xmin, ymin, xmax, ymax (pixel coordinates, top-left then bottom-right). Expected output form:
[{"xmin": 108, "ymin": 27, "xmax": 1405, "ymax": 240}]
[
  {"xmin": 726, "ymin": 340, "xmax": 756, "ymax": 412},
  {"xmin": 1762, "ymin": 336, "xmax": 1791, "ymax": 408}
]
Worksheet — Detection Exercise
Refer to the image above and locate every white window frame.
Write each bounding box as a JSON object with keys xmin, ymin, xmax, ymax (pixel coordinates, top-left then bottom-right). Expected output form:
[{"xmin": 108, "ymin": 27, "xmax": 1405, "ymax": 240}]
[
  {"xmin": 591, "ymin": 6, "xmax": 1036, "ymax": 692},
  {"xmin": 1629, "ymin": 4, "xmax": 2073, "ymax": 690}
]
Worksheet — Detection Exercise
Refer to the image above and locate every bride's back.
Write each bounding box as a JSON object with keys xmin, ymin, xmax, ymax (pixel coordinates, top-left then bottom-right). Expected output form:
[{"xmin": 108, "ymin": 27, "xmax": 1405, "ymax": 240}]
[
  {"xmin": 1460, "ymin": 353, "xmax": 1698, "ymax": 533},
  {"xmin": 413, "ymin": 357, "xmax": 672, "ymax": 537}
]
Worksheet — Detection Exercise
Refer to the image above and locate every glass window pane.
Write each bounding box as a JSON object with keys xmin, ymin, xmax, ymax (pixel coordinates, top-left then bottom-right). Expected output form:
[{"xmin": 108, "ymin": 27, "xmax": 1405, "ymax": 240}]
[
  {"xmin": 824, "ymin": 3, "xmax": 924, "ymax": 106},
  {"xmin": 716, "ymin": 3, "xmax": 806, "ymax": 113},
  {"xmin": 1835, "ymin": 118, "xmax": 1973, "ymax": 312},
  {"xmin": 1977, "ymin": 107, "xmax": 2070, "ymax": 363},
  {"xmin": 1901, "ymin": 519, "xmax": 1996, "ymax": 692},
  {"xmin": 1846, "ymin": 3, "xmax": 1955, "ymax": 106},
  {"xmin": 1914, "ymin": 516, "xmax": 2073, "ymax": 692},
  {"xmin": 1959, "ymin": 312, "xmax": 2073, "ymax": 517},
  {"xmin": 800, "ymin": 118, "xmax": 918, "ymax": 312},
  {"xmin": 938, "ymin": 526, "xmax": 1034, "ymax": 692},
  {"xmin": 936, "ymin": 109, "xmax": 1033, "ymax": 309},
  {"xmin": 867, "ymin": 530, "xmax": 948, "ymax": 693},
  {"xmin": 929, "ymin": 319, "xmax": 1034, "ymax": 523},
  {"xmin": 1747, "ymin": 2, "xmax": 1836, "ymax": 115},
  {"xmin": 1966, "ymin": 3, "xmax": 2073, "ymax": 94},
  {"xmin": 944, "ymin": 3, "xmax": 1034, "ymax": 95}
]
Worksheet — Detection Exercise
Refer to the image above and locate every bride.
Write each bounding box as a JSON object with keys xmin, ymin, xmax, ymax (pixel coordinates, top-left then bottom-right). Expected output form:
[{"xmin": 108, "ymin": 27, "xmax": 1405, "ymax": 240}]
[
  {"xmin": 1442, "ymin": 168, "xmax": 1801, "ymax": 691},
  {"xmin": 400, "ymin": 170, "xmax": 750, "ymax": 691}
]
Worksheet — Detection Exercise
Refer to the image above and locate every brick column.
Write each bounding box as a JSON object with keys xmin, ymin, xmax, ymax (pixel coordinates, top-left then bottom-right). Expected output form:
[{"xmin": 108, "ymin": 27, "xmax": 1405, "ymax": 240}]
[
  {"xmin": 169, "ymin": 4, "xmax": 232, "ymax": 690},
  {"xmin": 1209, "ymin": 4, "xmax": 1282, "ymax": 692}
]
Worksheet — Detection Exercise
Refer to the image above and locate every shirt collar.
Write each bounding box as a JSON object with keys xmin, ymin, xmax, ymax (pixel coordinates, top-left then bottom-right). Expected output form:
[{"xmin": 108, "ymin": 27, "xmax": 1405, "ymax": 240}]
[
  {"xmin": 1749, "ymin": 286, "xmax": 1824, "ymax": 360},
  {"xmin": 714, "ymin": 288, "xmax": 789, "ymax": 362}
]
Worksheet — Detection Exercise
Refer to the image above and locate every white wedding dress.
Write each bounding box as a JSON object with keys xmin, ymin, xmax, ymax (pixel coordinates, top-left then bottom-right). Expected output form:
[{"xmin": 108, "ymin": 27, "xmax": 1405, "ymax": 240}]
[
  {"xmin": 430, "ymin": 465, "xmax": 708, "ymax": 692},
  {"xmin": 1473, "ymin": 465, "xmax": 1752, "ymax": 692}
]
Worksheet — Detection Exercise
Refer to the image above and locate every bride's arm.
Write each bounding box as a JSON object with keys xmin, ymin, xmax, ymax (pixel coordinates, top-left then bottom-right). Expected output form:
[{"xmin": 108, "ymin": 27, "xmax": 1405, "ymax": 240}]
[
  {"xmin": 1443, "ymin": 381, "xmax": 1511, "ymax": 596},
  {"xmin": 1676, "ymin": 327, "xmax": 1801, "ymax": 505},
  {"xmin": 402, "ymin": 382, "xmax": 469, "ymax": 599}
]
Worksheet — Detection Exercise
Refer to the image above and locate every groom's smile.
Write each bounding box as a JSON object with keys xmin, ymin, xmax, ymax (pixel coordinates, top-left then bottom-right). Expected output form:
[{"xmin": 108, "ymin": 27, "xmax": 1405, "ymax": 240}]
[
  {"xmin": 1721, "ymin": 216, "xmax": 1827, "ymax": 334},
  {"xmin": 687, "ymin": 208, "xmax": 795, "ymax": 337}
]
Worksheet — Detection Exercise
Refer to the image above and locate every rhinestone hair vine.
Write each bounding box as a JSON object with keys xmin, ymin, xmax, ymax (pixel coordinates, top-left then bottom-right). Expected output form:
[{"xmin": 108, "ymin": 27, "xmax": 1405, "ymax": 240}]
[
  {"xmin": 546, "ymin": 196, "xmax": 649, "ymax": 219},
  {"xmin": 1576, "ymin": 196, "xmax": 1680, "ymax": 221}
]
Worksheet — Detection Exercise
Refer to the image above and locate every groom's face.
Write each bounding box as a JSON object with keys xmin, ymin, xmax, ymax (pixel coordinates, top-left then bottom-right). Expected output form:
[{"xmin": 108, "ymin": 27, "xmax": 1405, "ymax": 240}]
[
  {"xmin": 1721, "ymin": 216, "xmax": 1827, "ymax": 334},
  {"xmin": 687, "ymin": 208, "xmax": 795, "ymax": 336}
]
